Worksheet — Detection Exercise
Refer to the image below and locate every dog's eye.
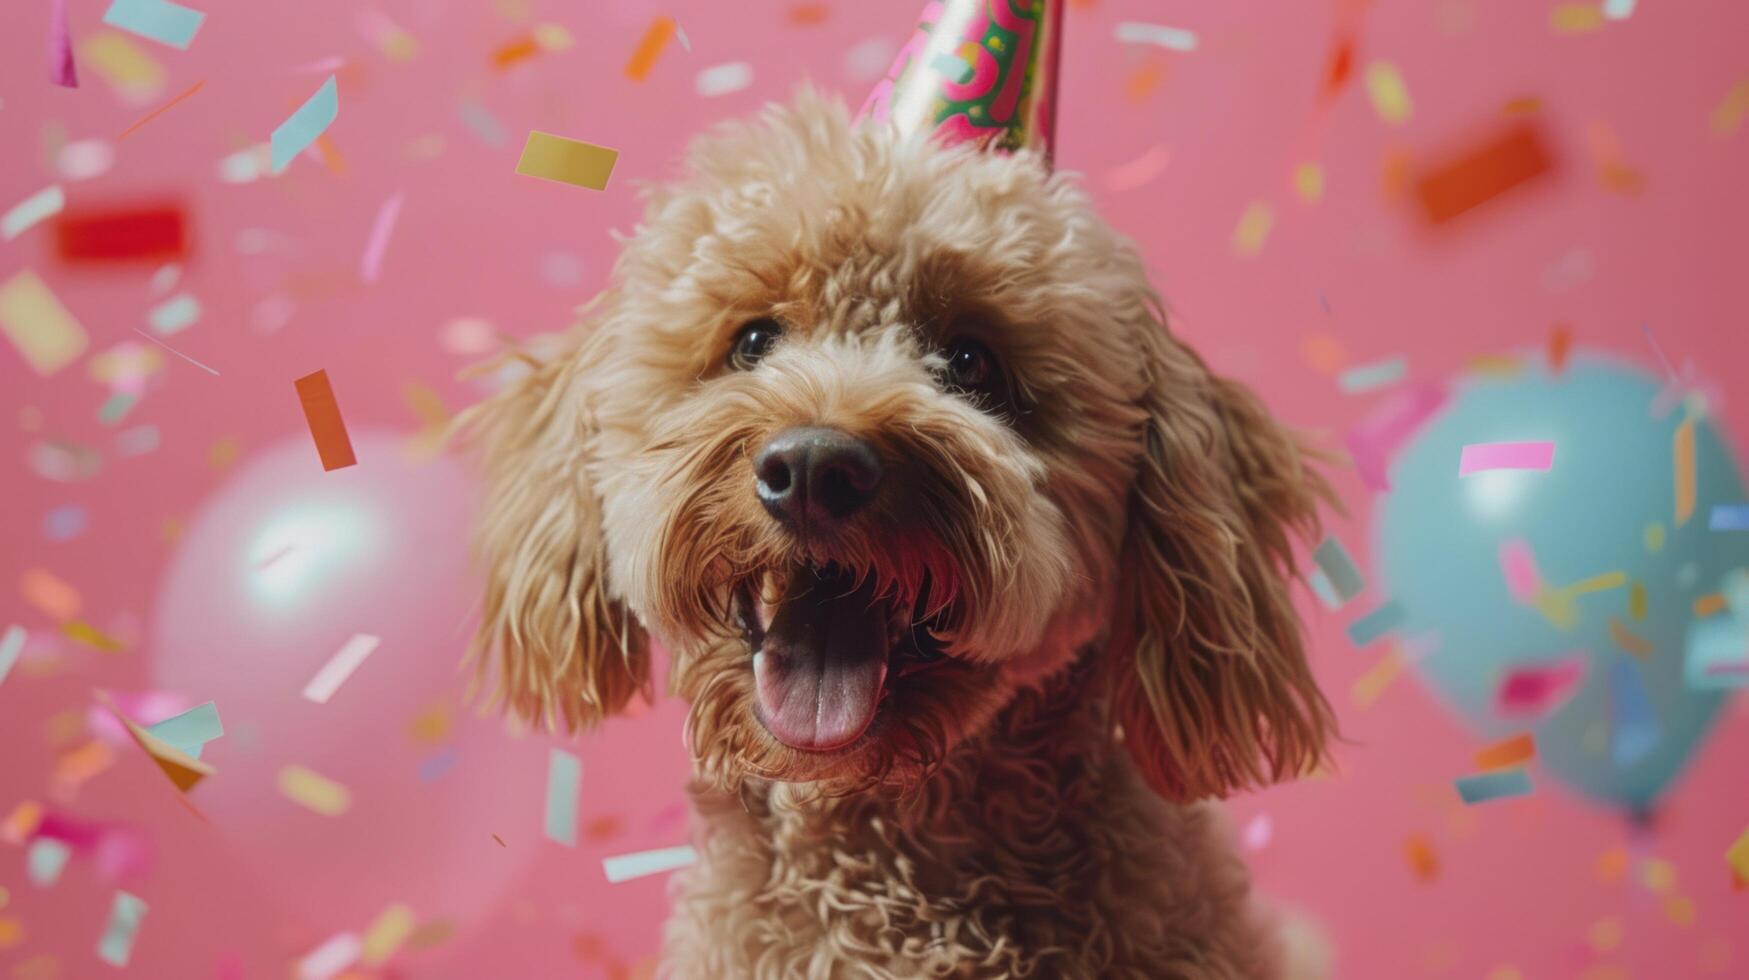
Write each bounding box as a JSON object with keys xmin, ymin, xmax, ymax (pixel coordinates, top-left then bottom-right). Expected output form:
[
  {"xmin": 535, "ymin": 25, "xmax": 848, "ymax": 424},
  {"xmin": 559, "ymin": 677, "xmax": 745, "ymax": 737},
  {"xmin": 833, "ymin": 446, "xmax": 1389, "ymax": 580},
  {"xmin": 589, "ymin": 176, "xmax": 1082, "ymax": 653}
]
[
  {"xmin": 727, "ymin": 318, "xmax": 783, "ymax": 371},
  {"xmin": 938, "ymin": 337, "xmax": 999, "ymax": 398}
]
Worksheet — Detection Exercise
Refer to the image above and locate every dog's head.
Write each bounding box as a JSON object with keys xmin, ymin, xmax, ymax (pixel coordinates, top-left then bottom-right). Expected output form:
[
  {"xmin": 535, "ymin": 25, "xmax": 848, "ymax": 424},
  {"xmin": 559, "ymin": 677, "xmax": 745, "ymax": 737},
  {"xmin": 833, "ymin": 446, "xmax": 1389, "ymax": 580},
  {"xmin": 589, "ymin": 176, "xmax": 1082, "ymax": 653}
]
[{"xmin": 465, "ymin": 92, "xmax": 1332, "ymax": 801}]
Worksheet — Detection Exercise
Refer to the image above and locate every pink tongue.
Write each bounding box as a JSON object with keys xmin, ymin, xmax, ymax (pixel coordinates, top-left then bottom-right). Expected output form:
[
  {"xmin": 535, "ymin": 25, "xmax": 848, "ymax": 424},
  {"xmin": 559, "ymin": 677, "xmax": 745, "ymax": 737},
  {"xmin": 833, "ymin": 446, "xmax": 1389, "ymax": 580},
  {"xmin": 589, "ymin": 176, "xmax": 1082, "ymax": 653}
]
[{"xmin": 752, "ymin": 570, "xmax": 888, "ymax": 751}]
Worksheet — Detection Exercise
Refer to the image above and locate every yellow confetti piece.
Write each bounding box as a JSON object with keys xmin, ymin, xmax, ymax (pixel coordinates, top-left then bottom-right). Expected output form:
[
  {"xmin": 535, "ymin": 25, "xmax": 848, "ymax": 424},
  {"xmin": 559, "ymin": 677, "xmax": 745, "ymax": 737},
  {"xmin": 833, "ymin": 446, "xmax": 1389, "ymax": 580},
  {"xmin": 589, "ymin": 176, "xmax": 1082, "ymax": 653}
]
[
  {"xmin": 0, "ymin": 270, "xmax": 89, "ymax": 377},
  {"xmin": 1552, "ymin": 4, "xmax": 1606, "ymax": 33},
  {"xmin": 1639, "ymin": 857, "xmax": 1677, "ymax": 894},
  {"xmin": 208, "ymin": 437, "xmax": 240, "ymax": 470},
  {"xmin": 1694, "ymin": 593, "xmax": 1726, "ymax": 617},
  {"xmin": 62, "ymin": 620, "xmax": 126, "ymax": 652},
  {"xmin": 1351, "ymin": 648, "xmax": 1405, "ymax": 708},
  {"xmin": 279, "ymin": 764, "xmax": 351, "ymax": 816},
  {"xmin": 1644, "ymin": 522, "xmax": 1666, "ymax": 551},
  {"xmin": 407, "ymin": 701, "xmax": 453, "ymax": 744},
  {"xmin": 1364, "ymin": 62, "xmax": 1413, "ymax": 124},
  {"xmin": 1710, "ymin": 79, "xmax": 1749, "ymax": 136},
  {"xmin": 361, "ymin": 903, "xmax": 416, "ymax": 966},
  {"xmin": 516, "ymin": 131, "xmax": 619, "ymax": 191},
  {"xmin": 1629, "ymin": 581, "xmax": 1647, "ymax": 619},
  {"xmin": 79, "ymin": 31, "xmax": 166, "ymax": 100},
  {"xmin": 2, "ymin": 801, "xmax": 44, "ymax": 845},
  {"xmin": 1728, "ymin": 826, "xmax": 1749, "ymax": 882},
  {"xmin": 1232, "ymin": 201, "xmax": 1273, "ymax": 257},
  {"xmin": 1674, "ymin": 417, "xmax": 1696, "ymax": 525},
  {"xmin": 402, "ymin": 381, "xmax": 449, "ymax": 427},
  {"xmin": 533, "ymin": 23, "xmax": 574, "ymax": 51},
  {"xmin": 1588, "ymin": 915, "xmax": 1624, "ymax": 953},
  {"xmin": 1475, "ymin": 733, "xmax": 1536, "ymax": 770},
  {"xmin": 1293, "ymin": 162, "xmax": 1324, "ymax": 203},
  {"xmin": 1569, "ymin": 570, "xmax": 1628, "ymax": 596}
]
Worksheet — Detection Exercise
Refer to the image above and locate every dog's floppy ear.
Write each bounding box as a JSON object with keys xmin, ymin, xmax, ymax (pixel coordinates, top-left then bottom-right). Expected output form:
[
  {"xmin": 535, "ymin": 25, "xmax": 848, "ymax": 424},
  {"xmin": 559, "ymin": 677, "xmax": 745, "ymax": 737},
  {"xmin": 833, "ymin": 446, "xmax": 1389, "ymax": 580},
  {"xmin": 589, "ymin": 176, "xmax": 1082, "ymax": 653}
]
[
  {"xmin": 459, "ymin": 326, "xmax": 649, "ymax": 731},
  {"xmin": 1110, "ymin": 318, "xmax": 1335, "ymax": 801}
]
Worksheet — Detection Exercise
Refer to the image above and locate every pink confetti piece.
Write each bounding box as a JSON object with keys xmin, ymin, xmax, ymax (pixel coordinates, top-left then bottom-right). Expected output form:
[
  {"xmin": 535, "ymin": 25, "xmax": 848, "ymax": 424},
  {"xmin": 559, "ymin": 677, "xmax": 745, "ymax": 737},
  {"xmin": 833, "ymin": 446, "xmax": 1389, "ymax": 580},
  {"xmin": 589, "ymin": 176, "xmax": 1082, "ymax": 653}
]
[
  {"xmin": 50, "ymin": 0, "xmax": 79, "ymax": 87},
  {"xmin": 1459, "ymin": 440, "xmax": 1555, "ymax": 476},
  {"xmin": 302, "ymin": 633, "xmax": 379, "ymax": 703},
  {"xmin": 1344, "ymin": 382, "xmax": 1449, "ymax": 491},
  {"xmin": 1498, "ymin": 538, "xmax": 1543, "ymax": 604},
  {"xmin": 1495, "ymin": 656, "xmax": 1587, "ymax": 719},
  {"xmin": 359, "ymin": 192, "xmax": 404, "ymax": 283}
]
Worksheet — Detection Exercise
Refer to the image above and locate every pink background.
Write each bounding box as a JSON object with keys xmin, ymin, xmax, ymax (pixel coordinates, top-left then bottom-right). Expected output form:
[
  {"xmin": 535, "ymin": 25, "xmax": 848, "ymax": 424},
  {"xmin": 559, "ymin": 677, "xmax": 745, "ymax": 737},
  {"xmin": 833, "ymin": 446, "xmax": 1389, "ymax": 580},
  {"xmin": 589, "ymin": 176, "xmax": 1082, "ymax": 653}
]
[{"xmin": 4, "ymin": 1, "xmax": 1748, "ymax": 978}]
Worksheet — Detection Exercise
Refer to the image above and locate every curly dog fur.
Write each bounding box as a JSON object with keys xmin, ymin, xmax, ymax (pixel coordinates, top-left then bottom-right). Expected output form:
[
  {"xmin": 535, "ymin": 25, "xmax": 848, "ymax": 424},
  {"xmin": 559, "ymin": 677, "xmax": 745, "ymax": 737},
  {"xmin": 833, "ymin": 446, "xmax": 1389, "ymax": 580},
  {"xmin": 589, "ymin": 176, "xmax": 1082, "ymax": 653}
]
[{"xmin": 462, "ymin": 90, "xmax": 1335, "ymax": 978}]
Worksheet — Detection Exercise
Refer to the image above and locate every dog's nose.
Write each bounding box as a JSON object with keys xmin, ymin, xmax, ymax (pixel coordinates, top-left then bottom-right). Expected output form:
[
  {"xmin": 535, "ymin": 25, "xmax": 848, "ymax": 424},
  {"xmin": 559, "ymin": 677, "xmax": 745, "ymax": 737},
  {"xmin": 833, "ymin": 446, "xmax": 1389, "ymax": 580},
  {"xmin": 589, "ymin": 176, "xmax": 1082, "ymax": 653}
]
[{"xmin": 755, "ymin": 427, "xmax": 882, "ymax": 526}]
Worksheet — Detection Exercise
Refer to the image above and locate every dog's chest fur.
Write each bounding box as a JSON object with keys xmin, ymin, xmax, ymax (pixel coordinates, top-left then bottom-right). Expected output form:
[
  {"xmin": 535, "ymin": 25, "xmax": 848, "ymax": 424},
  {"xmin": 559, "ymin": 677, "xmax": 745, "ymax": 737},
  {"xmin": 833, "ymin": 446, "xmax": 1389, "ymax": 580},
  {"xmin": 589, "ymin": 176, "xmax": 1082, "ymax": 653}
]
[{"xmin": 662, "ymin": 678, "xmax": 1284, "ymax": 979}]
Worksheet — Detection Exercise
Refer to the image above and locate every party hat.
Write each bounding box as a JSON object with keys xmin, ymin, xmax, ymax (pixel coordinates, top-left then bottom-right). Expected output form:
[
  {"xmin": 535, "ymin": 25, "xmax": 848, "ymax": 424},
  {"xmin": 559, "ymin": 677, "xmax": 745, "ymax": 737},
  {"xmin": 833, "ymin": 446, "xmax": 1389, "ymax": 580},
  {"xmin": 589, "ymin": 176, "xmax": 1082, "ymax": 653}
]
[{"xmin": 858, "ymin": 0, "xmax": 1064, "ymax": 165}]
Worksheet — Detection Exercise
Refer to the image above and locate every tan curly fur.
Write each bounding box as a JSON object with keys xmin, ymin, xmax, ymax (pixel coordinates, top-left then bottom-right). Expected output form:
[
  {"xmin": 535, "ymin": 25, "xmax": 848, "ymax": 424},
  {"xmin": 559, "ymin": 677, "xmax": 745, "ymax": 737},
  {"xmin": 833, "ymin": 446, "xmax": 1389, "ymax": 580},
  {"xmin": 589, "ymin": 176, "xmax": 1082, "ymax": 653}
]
[{"xmin": 459, "ymin": 90, "xmax": 1336, "ymax": 978}]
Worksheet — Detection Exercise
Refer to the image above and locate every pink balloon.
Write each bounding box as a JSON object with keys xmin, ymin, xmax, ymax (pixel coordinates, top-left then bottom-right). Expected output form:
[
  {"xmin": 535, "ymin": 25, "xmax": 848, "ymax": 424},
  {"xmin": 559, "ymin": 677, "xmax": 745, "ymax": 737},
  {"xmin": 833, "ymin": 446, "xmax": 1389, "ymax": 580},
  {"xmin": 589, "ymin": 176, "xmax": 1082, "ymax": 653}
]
[{"xmin": 149, "ymin": 431, "xmax": 543, "ymax": 935}]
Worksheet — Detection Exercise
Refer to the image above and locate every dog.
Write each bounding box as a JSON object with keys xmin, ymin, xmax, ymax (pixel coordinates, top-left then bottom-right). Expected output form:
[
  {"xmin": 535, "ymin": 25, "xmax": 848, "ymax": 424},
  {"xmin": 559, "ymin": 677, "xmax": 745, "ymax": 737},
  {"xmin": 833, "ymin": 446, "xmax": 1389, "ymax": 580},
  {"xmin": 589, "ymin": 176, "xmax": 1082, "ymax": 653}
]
[{"xmin": 462, "ymin": 78, "xmax": 1335, "ymax": 979}]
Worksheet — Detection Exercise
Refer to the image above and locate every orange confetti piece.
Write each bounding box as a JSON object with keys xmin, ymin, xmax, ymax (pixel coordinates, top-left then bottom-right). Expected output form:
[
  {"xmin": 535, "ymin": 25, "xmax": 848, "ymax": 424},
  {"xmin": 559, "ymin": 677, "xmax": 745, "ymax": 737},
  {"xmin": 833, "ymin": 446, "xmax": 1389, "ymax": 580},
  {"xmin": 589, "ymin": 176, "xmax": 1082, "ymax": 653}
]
[
  {"xmin": 314, "ymin": 134, "xmax": 349, "ymax": 176},
  {"xmin": 1321, "ymin": 34, "xmax": 1355, "ymax": 98},
  {"xmin": 102, "ymin": 693, "xmax": 214, "ymax": 793},
  {"xmin": 53, "ymin": 738, "xmax": 116, "ymax": 789},
  {"xmin": 117, "ymin": 78, "xmax": 205, "ymax": 141},
  {"xmin": 1728, "ymin": 826, "xmax": 1749, "ymax": 883},
  {"xmin": 1503, "ymin": 96, "xmax": 1543, "ymax": 115},
  {"xmin": 295, "ymin": 369, "xmax": 358, "ymax": 471},
  {"xmin": 1413, "ymin": 122, "xmax": 1554, "ymax": 225},
  {"xmin": 492, "ymin": 35, "xmax": 539, "ymax": 70},
  {"xmin": 1694, "ymin": 593, "xmax": 1726, "ymax": 617},
  {"xmin": 1711, "ymin": 79, "xmax": 1749, "ymax": 136},
  {"xmin": 624, "ymin": 16, "xmax": 675, "ymax": 81},
  {"xmin": 788, "ymin": 3, "xmax": 829, "ymax": 25},
  {"xmin": 1674, "ymin": 416, "xmax": 1695, "ymax": 525},
  {"xmin": 1351, "ymin": 648, "xmax": 1405, "ymax": 708},
  {"xmin": 1404, "ymin": 834, "xmax": 1439, "ymax": 881},
  {"xmin": 1548, "ymin": 323, "xmax": 1573, "ymax": 373},
  {"xmin": 1594, "ymin": 845, "xmax": 1629, "ymax": 882},
  {"xmin": 1302, "ymin": 333, "xmax": 1347, "ymax": 375},
  {"xmin": 1475, "ymin": 733, "xmax": 1536, "ymax": 771},
  {"xmin": 21, "ymin": 568, "xmax": 81, "ymax": 621},
  {"xmin": 1609, "ymin": 617, "xmax": 1655, "ymax": 659},
  {"xmin": 1123, "ymin": 56, "xmax": 1167, "ymax": 102}
]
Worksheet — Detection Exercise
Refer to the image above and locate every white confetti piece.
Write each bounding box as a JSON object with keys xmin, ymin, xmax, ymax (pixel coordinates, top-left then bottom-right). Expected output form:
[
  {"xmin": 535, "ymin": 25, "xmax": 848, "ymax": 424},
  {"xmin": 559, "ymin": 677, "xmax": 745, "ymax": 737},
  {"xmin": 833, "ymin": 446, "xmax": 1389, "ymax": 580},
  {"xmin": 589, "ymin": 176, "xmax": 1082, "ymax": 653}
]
[
  {"xmin": 696, "ymin": 61, "xmax": 753, "ymax": 97},
  {"xmin": 147, "ymin": 293, "xmax": 201, "ymax": 335},
  {"xmin": 3, "ymin": 185, "xmax": 66, "ymax": 241},
  {"xmin": 302, "ymin": 633, "xmax": 380, "ymax": 703},
  {"xmin": 1114, "ymin": 22, "xmax": 1199, "ymax": 52}
]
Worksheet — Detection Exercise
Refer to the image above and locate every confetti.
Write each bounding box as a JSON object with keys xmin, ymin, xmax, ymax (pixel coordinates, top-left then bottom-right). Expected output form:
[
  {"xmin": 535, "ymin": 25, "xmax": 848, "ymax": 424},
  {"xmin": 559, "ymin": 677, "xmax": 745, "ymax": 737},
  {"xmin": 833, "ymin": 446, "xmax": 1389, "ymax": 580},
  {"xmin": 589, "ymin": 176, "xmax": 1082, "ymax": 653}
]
[
  {"xmin": 1413, "ymin": 122, "xmax": 1554, "ymax": 225},
  {"xmin": 60, "ymin": 138, "xmax": 116, "ymax": 181},
  {"xmin": 1498, "ymin": 539, "xmax": 1544, "ymax": 605},
  {"xmin": 55, "ymin": 203, "xmax": 187, "ymax": 263},
  {"xmin": 1709, "ymin": 504, "xmax": 1749, "ymax": 530},
  {"xmin": 296, "ymin": 932, "xmax": 361, "ymax": 980},
  {"xmin": 1603, "ymin": 0, "xmax": 1637, "ymax": 18},
  {"xmin": 80, "ymin": 31, "xmax": 165, "ymax": 102},
  {"xmin": 1345, "ymin": 383, "xmax": 1448, "ymax": 491},
  {"xmin": 146, "ymin": 293, "xmax": 200, "ymax": 335},
  {"xmin": 490, "ymin": 34, "xmax": 540, "ymax": 70},
  {"xmin": 1113, "ymin": 22, "xmax": 1199, "ymax": 52},
  {"xmin": 0, "ymin": 270, "xmax": 88, "ymax": 376},
  {"xmin": 1293, "ymin": 162, "xmax": 1324, "ymax": 202},
  {"xmin": 303, "ymin": 633, "xmax": 380, "ymax": 703},
  {"xmin": 1674, "ymin": 416, "xmax": 1696, "ymax": 526},
  {"xmin": 1711, "ymin": 79, "xmax": 1749, "ymax": 136},
  {"xmin": 1609, "ymin": 617, "xmax": 1655, "ymax": 659},
  {"xmin": 295, "ymin": 369, "xmax": 358, "ymax": 471},
  {"xmin": 96, "ymin": 890, "xmax": 147, "ymax": 966},
  {"xmin": 602, "ymin": 844, "xmax": 697, "ymax": 883},
  {"xmin": 22, "ymin": 568, "xmax": 81, "ymax": 620},
  {"xmin": 418, "ymin": 748, "xmax": 458, "ymax": 781},
  {"xmin": 132, "ymin": 327, "xmax": 218, "ymax": 375},
  {"xmin": 458, "ymin": 99, "xmax": 508, "ymax": 146},
  {"xmin": 407, "ymin": 701, "xmax": 452, "ymax": 743},
  {"xmin": 696, "ymin": 61, "xmax": 754, "ymax": 98},
  {"xmin": 102, "ymin": 0, "xmax": 204, "ymax": 50},
  {"xmin": 624, "ymin": 16, "xmax": 676, "ymax": 81},
  {"xmin": 1548, "ymin": 323, "xmax": 1573, "ymax": 373},
  {"xmin": 546, "ymin": 748, "xmax": 581, "ymax": 846},
  {"xmin": 1404, "ymin": 834, "xmax": 1439, "ymax": 881},
  {"xmin": 279, "ymin": 765, "xmax": 350, "ymax": 816},
  {"xmin": 1475, "ymin": 733, "xmax": 1536, "ymax": 771},
  {"xmin": 1629, "ymin": 581, "xmax": 1647, "ymax": 619},
  {"xmin": 1364, "ymin": 62, "xmax": 1413, "ymax": 124},
  {"xmin": 359, "ymin": 192, "xmax": 404, "ymax": 283},
  {"xmin": 117, "ymin": 77, "xmax": 204, "ymax": 140},
  {"xmin": 1551, "ymin": 4, "xmax": 1605, "ymax": 33},
  {"xmin": 516, "ymin": 131, "xmax": 619, "ymax": 191},
  {"xmin": 1346, "ymin": 600, "xmax": 1406, "ymax": 648},
  {"xmin": 0, "ymin": 625, "xmax": 24, "ymax": 687},
  {"xmin": 492, "ymin": 832, "xmax": 507, "ymax": 847},
  {"xmin": 356, "ymin": 9, "xmax": 417, "ymax": 62},
  {"xmin": 361, "ymin": 903, "xmax": 415, "ymax": 966},
  {"xmin": 27, "ymin": 838, "xmax": 73, "ymax": 886},
  {"xmin": 1103, "ymin": 144, "xmax": 1171, "ymax": 193},
  {"xmin": 1455, "ymin": 768, "xmax": 1533, "ymax": 804},
  {"xmin": 64, "ymin": 619, "xmax": 125, "ymax": 652},
  {"xmin": 1496, "ymin": 657, "xmax": 1586, "ymax": 718},
  {"xmin": 1459, "ymin": 441, "xmax": 1555, "ymax": 476},
  {"xmin": 1693, "ymin": 592, "xmax": 1726, "ymax": 617},
  {"xmin": 1338, "ymin": 357, "xmax": 1407, "ymax": 393},
  {"xmin": 1685, "ymin": 614, "xmax": 1748, "ymax": 689},
  {"xmin": 1310, "ymin": 537, "xmax": 1366, "ymax": 608},
  {"xmin": 1609, "ymin": 659, "xmax": 1659, "ymax": 765},
  {"xmin": 1232, "ymin": 201, "xmax": 1273, "ymax": 257},
  {"xmin": 145, "ymin": 701, "xmax": 221, "ymax": 760},
  {"xmin": 1728, "ymin": 826, "xmax": 1749, "ymax": 883},
  {"xmin": 50, "ymin": 0, "xmax": 78, "ymax": 86},
  {"xmin": 106, "ymin": 693, "xmax": 213, "ymax": 791},
  {"xmin": 272, "ymin": 76, "xmax": 339, "ymax": 174},
  {"xmin": 3, "ymin": 186, "xmax": 66, "ymax": 240},
  {"xmin": 1241, "ymin": 813, "xmax": 1272, "ymax": 851}
]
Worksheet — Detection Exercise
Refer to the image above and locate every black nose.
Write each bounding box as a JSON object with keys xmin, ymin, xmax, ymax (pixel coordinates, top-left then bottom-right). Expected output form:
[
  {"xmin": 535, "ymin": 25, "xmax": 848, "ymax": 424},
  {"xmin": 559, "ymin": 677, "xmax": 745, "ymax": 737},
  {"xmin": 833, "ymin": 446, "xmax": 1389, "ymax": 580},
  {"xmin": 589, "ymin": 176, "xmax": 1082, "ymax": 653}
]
[{"xmin": 755, "ymin": 427, "xmax": 883, "ymax": 526}]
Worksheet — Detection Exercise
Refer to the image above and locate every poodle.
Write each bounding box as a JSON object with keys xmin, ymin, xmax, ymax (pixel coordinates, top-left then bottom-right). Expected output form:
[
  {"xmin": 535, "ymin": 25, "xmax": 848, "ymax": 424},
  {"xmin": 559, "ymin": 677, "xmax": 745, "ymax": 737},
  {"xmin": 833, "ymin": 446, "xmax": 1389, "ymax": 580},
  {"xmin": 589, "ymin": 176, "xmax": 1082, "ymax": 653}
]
[{"xmin": 461, "ymin": 84, "xmax": 1335, "ymax": 979}]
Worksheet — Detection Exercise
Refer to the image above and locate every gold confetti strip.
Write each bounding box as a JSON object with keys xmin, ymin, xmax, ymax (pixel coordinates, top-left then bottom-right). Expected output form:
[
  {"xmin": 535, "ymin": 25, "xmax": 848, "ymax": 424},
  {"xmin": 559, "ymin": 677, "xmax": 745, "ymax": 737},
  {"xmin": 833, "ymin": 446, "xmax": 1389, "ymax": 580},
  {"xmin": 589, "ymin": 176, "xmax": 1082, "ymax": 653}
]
[
  {"xmin": 278, "ymin": 765, "xmax": 351, "ymax": 816},
  {"xmin": 1232, "ymin": 201, "xmax": 1273, "ymax": 257},
  {"xmin": 1364, "ymin": 62, "xmax": 1413, "ymax": 124},
  {"xmin": 1351, "ymin": 648, "xmax": 1405, "ymax": 708},
  {"xmin": 361, "ymin": 903, "xmax": 416, "ymax": 966},
  {"xmin": 0, "ymin": 270, "xmax": 89, "ymax": 377},
  {"xmin": 1551, "ymin": 4, "xmax": 1606, "ymax": 33},
  {"xmin": 515, "ymin": 131, "xmax": 619, "ymax": 191}
]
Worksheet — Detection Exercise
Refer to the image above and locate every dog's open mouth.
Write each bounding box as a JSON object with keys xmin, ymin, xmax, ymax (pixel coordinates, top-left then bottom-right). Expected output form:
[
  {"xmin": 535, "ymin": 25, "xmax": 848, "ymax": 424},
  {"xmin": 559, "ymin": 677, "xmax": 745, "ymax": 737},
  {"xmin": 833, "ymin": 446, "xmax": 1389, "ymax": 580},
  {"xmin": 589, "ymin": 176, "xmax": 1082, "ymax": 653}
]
[{"xmin": 733, "ymin": 563, "xmax": 949, "ymax": 753}]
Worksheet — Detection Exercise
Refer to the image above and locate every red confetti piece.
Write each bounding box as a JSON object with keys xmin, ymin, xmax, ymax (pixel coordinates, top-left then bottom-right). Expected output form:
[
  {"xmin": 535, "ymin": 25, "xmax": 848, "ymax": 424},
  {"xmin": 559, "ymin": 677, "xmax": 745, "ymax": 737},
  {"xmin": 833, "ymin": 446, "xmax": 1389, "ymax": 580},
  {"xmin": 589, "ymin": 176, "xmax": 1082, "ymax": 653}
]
[
  {"xmin": 54, "ymin": 204, "xmax": 188, "ymax": 263},
  {"xmin": 294, "ymin": 369, "xmax": 358, "ymax": 471},
  {"xmin": 1412, "ymin": 122, "xmax": 1555, "ymax": 225}
]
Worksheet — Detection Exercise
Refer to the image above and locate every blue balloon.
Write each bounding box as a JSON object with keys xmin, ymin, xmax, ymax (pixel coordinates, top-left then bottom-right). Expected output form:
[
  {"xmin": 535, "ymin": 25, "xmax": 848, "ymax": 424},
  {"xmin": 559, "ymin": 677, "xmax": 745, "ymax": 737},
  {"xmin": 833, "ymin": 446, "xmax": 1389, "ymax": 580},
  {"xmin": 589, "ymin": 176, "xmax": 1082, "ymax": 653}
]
[{"xmin": 1374, "ymin": 354, "xmax": 1746, "ymax": 812}]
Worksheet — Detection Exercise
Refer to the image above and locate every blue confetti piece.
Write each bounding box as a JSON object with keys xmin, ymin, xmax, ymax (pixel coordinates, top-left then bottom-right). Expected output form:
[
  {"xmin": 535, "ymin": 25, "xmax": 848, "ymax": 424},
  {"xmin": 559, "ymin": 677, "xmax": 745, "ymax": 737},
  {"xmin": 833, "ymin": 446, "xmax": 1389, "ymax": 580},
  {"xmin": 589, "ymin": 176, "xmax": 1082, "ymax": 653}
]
[
  {"xmin": 418, "ymin": 746, "xmax": 458, "ymax": 781},
  {"xmin": 146, "ymin": 701, "xmax": 222, "ymax": 760},
  {"xmin": 1454, "ymin": 768, "xmax": 1533, "ymax": 804},
  {"xmin": 28, "ymin": 837, "xmax": 73, "ymax": 886},
  {"xmin": 929, "ymin": 52, "xmax": 973, "ymax": 83},
  {"xmin": 1346, "ymin": 599, "xmax": 1406, "ymax": 648},
  {"xmin": 1710, "ymin": 504, "xmax": 1749, "ymax": 530},
  {"xmin": 1337, "ymin": 357, "xmax": 1408, "ymax": 394},
  {"xmin": 102, "ymin": 0, "xmax": 205, "ymax": 50},
  {"xmin": 1608, "ymin": 659, "xmax": 1660, "ymax": 766},
  {"xmin": 544, "ymin": 748, "xmax": 581, "ymax": 846},
  {"xmin": 98, "ymin": 391, "xmax": 139, "ymax": 426},
  {"xmin": 0, "ymin": 625, "xmax": 24, "ymax": 686},
  {"xmin": 458, "ymin": 100, "xmax": 508, "ymax": 147},
  {"xmin": 271, "ymin": 76, "xmax": 339, "ymax": 174},
  {"xmin": 42, "ymin": 504, "xmax": 87, "ymax": 541},
  {"xmin": 1311, "ymin": 537, "xmax": 1365, "ymax": 608},
  {"xmin": 602, "ymin": 844, "xmax": 697, "ymax": 883},
  {"xmin": 96, "ymin": 890, "xmax": 148, "ymax": 967},
  {"xmin": 1307, "ymin": 569, "xmax": 1340, "ymax": 609}
]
